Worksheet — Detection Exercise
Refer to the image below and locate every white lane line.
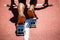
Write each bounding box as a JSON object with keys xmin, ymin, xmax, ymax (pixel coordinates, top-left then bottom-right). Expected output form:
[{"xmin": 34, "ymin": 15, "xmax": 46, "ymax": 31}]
[{"xmin": 24, "ymin": 22, "xmax": 30, "ymax": 40}]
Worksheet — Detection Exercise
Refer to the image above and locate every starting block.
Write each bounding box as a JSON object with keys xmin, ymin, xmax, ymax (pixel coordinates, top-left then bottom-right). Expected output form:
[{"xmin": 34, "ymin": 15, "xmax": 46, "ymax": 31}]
[
  {"xmin": 25, "ymin": 18, "xmax": 37, "ymax": 28},
  {"xmin": 16, "ymin": 18, "xmax": 37, "ymax": 36},
  {"xmin": 29, "ymin": 18, "xmax": 37, "ymax": 28},
  {"xmin": 16, "ymin": 25, "xmax": 24, "ymax": 36}
]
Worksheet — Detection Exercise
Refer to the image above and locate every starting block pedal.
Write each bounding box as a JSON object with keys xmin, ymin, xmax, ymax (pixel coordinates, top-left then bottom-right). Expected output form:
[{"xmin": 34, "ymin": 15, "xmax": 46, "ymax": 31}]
[
  {"xmin": 25, "ymin": 18, "xmax": 37, "ymax": 28},
  {"xmin": 30, "ymin": 18, "xmax": 37, "ymax": 28},
  {"xmin": 16, "ymin": 25, "xmax": 24, "ymax": 36}
]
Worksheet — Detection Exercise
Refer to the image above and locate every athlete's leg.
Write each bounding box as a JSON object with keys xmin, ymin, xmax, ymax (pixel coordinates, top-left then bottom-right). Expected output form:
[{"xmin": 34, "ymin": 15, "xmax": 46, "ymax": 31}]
[
  {"xmin": 27, "ymin": 0, "xmax": 37, "ymax": 18},
  {"xmin": 30, "ymin": 0, "xmax": 37, "ymax": 10},
  {"xmin": 17, "ymin": 0, "xmax": 26, "ymax": 25}
]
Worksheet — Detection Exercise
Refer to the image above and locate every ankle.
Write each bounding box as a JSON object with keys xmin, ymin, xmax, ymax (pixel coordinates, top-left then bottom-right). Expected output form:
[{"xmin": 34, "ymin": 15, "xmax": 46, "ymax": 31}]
[{"xmin": 29, "ymin": 5, "xmax": 35, "ymax": 10}]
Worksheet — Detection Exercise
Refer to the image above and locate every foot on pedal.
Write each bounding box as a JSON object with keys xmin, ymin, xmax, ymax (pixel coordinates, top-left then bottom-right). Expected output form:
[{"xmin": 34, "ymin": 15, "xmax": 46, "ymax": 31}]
[{"xmin": 16, "ymin": 24, "xmax": 24, "ymax": 36}]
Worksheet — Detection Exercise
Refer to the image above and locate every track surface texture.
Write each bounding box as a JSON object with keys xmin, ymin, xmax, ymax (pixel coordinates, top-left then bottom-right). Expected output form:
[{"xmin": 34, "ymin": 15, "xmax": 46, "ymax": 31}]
[{"xmin": 0, "ymin": 0, "xmax": 60, "ymax": 40}]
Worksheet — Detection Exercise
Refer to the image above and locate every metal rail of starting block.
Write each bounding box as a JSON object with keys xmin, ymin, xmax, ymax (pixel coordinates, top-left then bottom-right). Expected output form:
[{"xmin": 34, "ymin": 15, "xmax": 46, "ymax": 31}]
[{"xmin": 16, "ymin": 25, "xmax": 24, "ymax": 36}]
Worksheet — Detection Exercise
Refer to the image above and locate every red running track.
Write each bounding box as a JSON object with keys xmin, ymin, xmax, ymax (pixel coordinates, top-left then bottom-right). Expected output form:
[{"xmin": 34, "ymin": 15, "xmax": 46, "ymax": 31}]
[{"xmin": 0, "ymin": 0, "xmax": 60, "ymax": 40}]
